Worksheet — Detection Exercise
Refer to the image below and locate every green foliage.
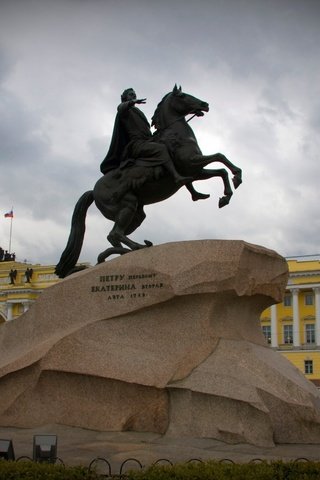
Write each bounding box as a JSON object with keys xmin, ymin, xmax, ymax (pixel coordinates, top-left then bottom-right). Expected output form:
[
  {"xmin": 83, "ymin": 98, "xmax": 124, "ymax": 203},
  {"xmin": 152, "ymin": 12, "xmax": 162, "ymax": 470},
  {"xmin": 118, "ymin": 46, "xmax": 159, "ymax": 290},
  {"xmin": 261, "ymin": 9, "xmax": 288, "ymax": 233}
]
[
  {"xmin": 0, "ymin": 460, "xmax": 99, "ymax": 480},
  {"xmin": 2, "ymin": 459, "xmax": 320, "ymax": 479},
  {"xmin": 126, "ymin": 460, "xmax": 320, "ymax": 480}
]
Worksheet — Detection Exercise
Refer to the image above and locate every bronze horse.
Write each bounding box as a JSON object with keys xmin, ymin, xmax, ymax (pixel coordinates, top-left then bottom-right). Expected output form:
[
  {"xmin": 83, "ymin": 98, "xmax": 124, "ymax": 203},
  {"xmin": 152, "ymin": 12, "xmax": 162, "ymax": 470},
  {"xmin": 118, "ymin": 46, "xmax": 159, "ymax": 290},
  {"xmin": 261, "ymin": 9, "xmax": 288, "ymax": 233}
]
[{"xmin": 55, "ymin": 85, "xmax": 242, "ymax": 278}]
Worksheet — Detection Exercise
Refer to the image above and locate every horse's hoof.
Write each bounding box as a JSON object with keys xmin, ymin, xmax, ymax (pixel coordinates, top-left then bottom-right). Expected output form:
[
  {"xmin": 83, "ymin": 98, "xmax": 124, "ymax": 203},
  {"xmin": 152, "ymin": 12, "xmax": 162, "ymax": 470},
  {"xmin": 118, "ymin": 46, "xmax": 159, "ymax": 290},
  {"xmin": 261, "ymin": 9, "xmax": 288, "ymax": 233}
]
[
  {"xmin": 144, "ymin": 240, "xmax": 153, "ymax": 247},
  {"xmin": 192, "ymin": 192, "xmax": 210, "ymax": 201},
  {"xmin": 232, "ymin": 174, "xmax": 242, "ymax": 189},
  {"xmin": 219, "ymin": 196, "xmax": 231, "ymax": 208},
  {"xmin": 97, "ymin": 247, "xmax": 131, "ymax": 263}
]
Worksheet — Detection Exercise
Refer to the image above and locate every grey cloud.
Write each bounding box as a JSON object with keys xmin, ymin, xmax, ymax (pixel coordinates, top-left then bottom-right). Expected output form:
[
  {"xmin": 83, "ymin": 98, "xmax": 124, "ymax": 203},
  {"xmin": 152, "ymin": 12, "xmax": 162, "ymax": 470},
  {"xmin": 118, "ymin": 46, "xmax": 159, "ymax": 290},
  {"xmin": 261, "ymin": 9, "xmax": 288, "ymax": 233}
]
[{"xmin": 1, "ymin": 0, "xmax": 319, "ymax": 265}]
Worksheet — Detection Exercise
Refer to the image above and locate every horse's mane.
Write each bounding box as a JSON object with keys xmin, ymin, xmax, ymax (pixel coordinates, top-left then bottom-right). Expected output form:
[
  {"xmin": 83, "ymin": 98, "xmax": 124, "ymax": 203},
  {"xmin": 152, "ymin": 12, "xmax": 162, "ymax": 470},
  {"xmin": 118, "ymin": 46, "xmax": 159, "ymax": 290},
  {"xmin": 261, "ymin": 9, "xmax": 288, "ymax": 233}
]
[{"xmin": 151, "ymin": 92, "xmax": 172, "ymax": 130}]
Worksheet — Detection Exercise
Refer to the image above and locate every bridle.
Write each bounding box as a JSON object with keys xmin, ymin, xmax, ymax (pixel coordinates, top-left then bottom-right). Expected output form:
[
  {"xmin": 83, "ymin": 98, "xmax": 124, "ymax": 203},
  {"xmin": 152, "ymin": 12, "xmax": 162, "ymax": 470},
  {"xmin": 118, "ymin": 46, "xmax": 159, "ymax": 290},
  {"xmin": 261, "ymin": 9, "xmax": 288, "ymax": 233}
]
[{"xmin": 154, "ymin": 112, "xmax": 198, "ymax": 133}]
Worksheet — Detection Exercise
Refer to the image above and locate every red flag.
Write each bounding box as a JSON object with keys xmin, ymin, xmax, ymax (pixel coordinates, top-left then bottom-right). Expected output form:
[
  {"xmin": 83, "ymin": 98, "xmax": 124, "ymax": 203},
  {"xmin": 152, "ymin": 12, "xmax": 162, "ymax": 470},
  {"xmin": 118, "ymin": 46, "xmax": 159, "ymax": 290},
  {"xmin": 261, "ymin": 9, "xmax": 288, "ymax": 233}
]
[{"xmin": 4, "ymin": 210, "xmax": 13, "ymax": 218}]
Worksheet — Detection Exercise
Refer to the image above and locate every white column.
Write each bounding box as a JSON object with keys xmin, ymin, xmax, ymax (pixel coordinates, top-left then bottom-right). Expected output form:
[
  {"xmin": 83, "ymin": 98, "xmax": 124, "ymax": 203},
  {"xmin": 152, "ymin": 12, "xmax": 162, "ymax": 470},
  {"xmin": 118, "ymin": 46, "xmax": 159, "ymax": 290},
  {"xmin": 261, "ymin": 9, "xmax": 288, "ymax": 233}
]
[
  {"xmin": 6, "ymin": 303, "xmax": 13, "ymax": 321},
  {"xmin": 271, "ymin": 304, "xmax": 278, "ymax": 347},
  {"xmin": 314, "ymin": 287, "xmax": 320, "ymax": 346},
  {"xmin": 291, "ymin": 288, "xmax": 300, "ymax": 347},
  {"xmin": 22, "ymin": 302, "xmax": 30, "ymax": 313}
]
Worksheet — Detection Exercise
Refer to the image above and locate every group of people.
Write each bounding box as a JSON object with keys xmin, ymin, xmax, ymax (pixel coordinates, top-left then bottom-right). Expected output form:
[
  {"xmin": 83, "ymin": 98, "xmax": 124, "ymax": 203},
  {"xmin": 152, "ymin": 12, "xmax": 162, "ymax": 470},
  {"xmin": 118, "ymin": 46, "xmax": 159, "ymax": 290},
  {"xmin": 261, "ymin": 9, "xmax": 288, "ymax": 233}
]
[{"xmin": 0, "ymin": 247, "xmax": 15, "ymax": 262}]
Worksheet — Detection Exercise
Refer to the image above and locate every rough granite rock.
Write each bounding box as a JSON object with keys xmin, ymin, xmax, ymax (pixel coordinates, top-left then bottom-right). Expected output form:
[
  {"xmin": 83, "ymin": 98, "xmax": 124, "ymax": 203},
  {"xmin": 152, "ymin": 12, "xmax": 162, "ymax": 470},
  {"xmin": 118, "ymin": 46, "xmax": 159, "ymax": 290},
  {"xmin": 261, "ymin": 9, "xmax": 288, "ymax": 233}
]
[{"xmin": 1, "ymin": 240, "xmax": 320, "ymax": 447}]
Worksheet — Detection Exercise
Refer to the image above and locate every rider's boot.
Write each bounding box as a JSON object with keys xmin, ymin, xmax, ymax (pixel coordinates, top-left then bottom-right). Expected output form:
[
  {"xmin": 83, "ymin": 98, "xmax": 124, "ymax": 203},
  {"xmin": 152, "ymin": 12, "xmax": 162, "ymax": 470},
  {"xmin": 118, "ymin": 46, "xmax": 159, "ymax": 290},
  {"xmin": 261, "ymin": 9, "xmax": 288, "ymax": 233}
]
[
  {"xmin": 164, "ymin": 161, "xmax": 193, "ymax": 186},
  {"xmin": 174, "ymin": 174, "xmax": 194, "ymax": 187},
  {"xmin": 186, "ymin": 182, "xmax": 210, "ymax": 201}
]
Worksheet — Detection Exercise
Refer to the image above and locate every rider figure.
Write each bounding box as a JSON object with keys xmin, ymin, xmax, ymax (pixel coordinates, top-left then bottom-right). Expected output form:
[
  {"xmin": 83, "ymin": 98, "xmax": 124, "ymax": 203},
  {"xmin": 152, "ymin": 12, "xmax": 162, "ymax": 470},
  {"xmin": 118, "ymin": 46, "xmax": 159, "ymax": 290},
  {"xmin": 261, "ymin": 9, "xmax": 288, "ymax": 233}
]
[
  {"xmin": 100, "ymin": 88, "xmax": 192, "ymax": 189},
  {"xmin": 101, "ymin": 88, "xmax": 211, "ymax": 201}
]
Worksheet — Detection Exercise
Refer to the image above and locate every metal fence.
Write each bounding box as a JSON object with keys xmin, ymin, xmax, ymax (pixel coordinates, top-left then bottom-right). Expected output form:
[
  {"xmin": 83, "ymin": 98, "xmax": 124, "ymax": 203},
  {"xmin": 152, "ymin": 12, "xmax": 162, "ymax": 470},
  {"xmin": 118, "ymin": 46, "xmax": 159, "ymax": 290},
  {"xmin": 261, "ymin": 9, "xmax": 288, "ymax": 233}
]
[{"xmin": 85, "ymin": 455, "xmax": 313, "ymax": 477}]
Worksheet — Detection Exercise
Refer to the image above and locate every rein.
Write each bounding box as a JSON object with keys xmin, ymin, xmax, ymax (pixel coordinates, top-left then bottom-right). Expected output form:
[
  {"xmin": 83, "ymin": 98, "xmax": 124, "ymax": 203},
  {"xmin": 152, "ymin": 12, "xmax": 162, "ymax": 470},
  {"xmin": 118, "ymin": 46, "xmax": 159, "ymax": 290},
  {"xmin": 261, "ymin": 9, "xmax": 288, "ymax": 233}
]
[
  {"xmin": 187, "ymin": 113, "xmax": 197, "ymax": 123},
  {"xmin": 155, "ymin": 113, "xmax": 197, "ymax": 133}
]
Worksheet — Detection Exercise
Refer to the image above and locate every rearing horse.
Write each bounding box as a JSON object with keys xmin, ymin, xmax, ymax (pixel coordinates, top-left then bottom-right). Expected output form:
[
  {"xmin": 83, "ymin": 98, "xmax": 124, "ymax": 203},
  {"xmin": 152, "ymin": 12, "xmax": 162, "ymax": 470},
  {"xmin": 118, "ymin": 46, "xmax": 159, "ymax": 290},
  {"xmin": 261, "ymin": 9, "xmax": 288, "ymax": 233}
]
[{"xmin": 55, "ymin": 85, "xmax": 242, "ymax": 278}]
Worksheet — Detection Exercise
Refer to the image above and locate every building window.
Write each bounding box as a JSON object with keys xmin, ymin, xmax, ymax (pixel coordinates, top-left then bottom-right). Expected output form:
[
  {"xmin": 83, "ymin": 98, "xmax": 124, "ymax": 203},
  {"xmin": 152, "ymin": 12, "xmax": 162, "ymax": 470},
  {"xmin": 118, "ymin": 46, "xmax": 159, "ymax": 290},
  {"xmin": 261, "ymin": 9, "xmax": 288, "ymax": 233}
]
[
  {"xmin": 283, "ymin": 324, "xmax": 293, "ymax": 344},
  {"xmin": 262, "ymin": 325, "xmax": 271, "ymax": 344},
  {"xmin": 305, "ymin": 324, "xmax": 315, "ymax": 344},
  {"xmin": 284, "ymin": 295, "xmax": 292, "ymax": 307},
  {"xmin": 304, "ymin": 360, "xmax": 313, "ymax": 374},
  {"xmin": 305, "ymin": 293, "xmax": 314, "ymax": 306}
]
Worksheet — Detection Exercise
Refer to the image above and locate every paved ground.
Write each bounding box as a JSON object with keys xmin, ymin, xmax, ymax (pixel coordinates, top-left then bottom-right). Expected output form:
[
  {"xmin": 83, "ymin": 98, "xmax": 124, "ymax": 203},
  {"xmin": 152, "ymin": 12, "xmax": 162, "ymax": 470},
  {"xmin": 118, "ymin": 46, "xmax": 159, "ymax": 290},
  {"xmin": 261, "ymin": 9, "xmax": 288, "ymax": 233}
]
[{"xmin": 1, "ymin": 424, "xmax": 319, "ymax": 475}]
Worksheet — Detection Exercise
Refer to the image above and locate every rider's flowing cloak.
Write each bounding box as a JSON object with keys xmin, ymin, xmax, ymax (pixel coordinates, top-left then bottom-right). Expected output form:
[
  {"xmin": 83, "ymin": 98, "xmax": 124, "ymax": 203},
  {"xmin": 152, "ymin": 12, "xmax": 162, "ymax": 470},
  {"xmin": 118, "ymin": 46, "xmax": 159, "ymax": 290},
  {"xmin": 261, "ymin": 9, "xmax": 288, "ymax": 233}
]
[
  {"xmin": 100, "ymin": 107, "xmax": 169, "ymax": 175},
  {"xmin": 100, "ymin": 112, "xmax": 129, "ymax": 174}
]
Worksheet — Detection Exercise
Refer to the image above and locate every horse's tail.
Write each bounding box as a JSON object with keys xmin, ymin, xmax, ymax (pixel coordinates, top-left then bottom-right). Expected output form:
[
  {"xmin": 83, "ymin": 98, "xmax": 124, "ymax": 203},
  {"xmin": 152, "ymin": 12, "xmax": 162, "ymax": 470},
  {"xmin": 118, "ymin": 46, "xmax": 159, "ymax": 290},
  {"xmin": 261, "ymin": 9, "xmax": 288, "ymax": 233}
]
[{"xmin": 55, "ymin": 190, "xmax": 94, "ymax": 278}]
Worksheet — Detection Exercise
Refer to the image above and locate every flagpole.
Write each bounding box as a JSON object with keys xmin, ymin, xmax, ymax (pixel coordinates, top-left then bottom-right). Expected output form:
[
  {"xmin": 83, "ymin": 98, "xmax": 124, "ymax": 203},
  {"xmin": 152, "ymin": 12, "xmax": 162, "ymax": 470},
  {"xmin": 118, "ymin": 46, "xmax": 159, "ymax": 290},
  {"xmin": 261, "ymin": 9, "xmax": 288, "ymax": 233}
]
[{"xmin": 8, "ymin": 206, "xmax": 13, "ymax": 254}]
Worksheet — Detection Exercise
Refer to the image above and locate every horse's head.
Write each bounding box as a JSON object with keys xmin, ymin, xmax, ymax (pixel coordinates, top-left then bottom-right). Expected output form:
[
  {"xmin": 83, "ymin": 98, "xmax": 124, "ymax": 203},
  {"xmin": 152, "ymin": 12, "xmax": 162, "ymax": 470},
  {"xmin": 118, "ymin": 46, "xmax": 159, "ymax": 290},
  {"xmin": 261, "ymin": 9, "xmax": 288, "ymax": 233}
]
[
  {"xmin": 170, "ymin": 84, "xmax": 209, "ymax": 117},
  {"xmin": 152, "ymin": 85, "xmax": 209, "ymax": 130}
]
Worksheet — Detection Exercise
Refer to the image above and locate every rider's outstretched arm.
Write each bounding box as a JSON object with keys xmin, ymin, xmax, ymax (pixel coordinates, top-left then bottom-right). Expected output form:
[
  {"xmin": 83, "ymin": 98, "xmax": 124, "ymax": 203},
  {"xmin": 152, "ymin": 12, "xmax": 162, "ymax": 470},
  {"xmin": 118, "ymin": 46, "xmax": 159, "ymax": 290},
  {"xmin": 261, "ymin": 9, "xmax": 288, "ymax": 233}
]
[{"xmin": 117, "ymin": 98, "xmax": 146, "ymax": 114}]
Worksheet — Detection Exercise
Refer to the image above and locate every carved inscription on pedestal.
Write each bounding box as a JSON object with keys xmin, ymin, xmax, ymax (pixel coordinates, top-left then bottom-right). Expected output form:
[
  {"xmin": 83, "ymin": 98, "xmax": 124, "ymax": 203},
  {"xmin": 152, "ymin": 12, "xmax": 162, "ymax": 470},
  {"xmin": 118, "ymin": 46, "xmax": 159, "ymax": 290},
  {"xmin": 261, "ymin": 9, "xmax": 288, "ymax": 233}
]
[{"xmin": 91, "ymin": 272, "xmax": 164, "ymax": 301}]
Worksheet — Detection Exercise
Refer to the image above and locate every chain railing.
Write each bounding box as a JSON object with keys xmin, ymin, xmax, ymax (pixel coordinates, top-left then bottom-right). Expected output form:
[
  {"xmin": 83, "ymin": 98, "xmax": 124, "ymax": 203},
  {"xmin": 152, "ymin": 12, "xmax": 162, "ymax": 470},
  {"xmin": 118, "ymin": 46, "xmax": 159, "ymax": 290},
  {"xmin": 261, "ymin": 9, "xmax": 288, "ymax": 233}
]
[
  {"xmin": 85, "ymin": 455, "xmax": 312, "ymax": 477},
  {"xmin": 4, "ymin": 454, "xmax": 313, "ymax": 477}
]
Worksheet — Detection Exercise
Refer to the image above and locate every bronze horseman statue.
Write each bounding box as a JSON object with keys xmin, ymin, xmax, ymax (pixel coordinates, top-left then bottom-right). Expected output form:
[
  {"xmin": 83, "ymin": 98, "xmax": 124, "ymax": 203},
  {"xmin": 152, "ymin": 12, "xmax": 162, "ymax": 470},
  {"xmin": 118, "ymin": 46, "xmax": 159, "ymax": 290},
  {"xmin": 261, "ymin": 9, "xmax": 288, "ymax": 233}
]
[{"xmin": 55, "ymin": 85, "xmax": 242, "ymax": 278}]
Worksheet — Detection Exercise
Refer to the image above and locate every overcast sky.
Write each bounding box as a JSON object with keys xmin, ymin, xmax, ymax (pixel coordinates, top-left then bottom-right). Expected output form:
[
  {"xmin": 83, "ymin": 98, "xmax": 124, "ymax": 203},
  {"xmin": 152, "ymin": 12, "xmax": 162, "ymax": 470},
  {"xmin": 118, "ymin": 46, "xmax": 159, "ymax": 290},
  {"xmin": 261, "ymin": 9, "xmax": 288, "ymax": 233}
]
[{"xmin": 0, "ymin": 0, "xmax": 319, "ymax": 266}]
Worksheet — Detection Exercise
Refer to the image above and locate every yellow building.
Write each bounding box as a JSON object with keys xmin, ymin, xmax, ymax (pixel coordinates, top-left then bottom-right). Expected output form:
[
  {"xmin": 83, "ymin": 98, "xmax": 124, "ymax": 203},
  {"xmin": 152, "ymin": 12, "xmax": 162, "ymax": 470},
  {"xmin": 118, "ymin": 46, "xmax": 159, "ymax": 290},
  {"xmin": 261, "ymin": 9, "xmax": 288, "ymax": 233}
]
[
  {"xmin": 261, "ymin": 255, "xmax": 320, "ymax": 386},
  {"xmin": 0, "ymin": 260, "xmax": 60, "ymax": 322}
]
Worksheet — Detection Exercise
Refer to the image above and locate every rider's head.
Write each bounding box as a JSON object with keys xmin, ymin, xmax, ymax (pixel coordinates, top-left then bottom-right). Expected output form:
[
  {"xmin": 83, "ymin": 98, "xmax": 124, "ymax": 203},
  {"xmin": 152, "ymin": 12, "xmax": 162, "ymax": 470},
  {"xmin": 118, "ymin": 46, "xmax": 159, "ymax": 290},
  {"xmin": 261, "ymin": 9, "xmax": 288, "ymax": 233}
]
[{"xmin": 121, "ymin": 88, "xmax": 136, "ymax": 102}]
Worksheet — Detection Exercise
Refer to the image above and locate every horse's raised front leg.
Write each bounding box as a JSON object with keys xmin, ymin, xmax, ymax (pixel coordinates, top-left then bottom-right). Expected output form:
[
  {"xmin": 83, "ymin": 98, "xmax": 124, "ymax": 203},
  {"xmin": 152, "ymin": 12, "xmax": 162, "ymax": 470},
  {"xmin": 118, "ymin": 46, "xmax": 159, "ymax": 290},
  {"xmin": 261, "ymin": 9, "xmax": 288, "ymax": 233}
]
[
  {"xmin": 194, "ymin": 168, "xmax": 233, "ymax": 208},
  {"xmin": 191, "ymin": 153, "xmax": 242, "ymax": 189}
]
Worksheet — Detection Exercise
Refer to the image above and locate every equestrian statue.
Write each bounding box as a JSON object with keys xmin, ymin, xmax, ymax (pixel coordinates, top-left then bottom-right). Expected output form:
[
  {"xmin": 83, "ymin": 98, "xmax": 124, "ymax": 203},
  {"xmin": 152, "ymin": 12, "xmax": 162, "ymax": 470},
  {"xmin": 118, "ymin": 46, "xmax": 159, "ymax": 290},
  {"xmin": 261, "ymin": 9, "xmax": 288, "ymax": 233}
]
[{"xmin": 55, "ymin": 85, "xmax": 242, "ymax": 278}]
